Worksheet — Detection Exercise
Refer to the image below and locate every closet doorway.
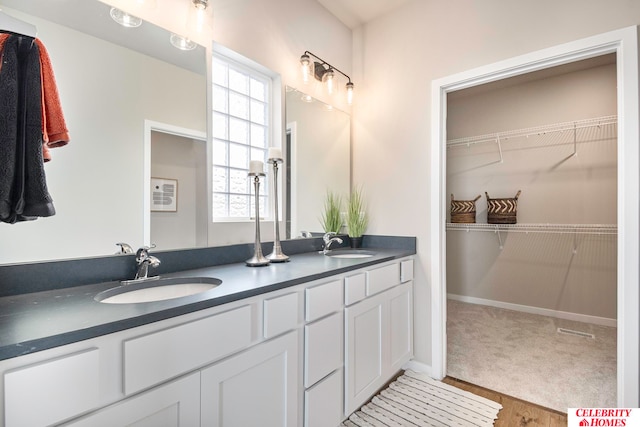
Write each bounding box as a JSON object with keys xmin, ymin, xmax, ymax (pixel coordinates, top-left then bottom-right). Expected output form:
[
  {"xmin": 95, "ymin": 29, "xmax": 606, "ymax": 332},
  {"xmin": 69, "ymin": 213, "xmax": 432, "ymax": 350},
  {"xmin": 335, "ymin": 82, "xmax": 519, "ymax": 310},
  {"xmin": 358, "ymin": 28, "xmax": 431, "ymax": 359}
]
[
  {"xmin": 429, "ymin": 26, "xmax": 640, "ymax": 409},
  {"xmin": 143, "ymin": 121, "xmax": 208, "ymax": 251},
  {"xmin": 444, "ymin": 55, "xmax": 617, "ymax": 411}
]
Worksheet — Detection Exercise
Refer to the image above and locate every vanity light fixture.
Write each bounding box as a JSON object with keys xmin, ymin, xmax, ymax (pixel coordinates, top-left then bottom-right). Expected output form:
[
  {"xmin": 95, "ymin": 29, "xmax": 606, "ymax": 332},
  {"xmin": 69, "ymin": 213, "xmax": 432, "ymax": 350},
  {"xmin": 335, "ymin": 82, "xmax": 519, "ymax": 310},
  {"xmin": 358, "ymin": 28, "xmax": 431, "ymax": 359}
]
[
  {"xmin": 187, "ymin": 0, "xmax": 212, "ymax": 34},
  {"xmin": 170, "ymin": 33, "xmax": 197, "ymax": 51},
  {"xmin": 109, "ymin": 7, "xmax": 142, "ymax": 28},
  {"xmin": 299, "ymin": 51, "xmax": 354, "ymax": 105}
]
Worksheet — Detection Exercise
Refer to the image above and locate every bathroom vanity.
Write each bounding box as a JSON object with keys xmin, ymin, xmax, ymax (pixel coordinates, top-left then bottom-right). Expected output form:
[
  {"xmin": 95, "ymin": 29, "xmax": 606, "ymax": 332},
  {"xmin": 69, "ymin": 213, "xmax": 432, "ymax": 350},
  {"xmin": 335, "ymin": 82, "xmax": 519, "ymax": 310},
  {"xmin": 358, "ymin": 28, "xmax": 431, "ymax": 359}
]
[{"xmin": 0, "ymin": 239, "xmax": 415, "ymax": 426}]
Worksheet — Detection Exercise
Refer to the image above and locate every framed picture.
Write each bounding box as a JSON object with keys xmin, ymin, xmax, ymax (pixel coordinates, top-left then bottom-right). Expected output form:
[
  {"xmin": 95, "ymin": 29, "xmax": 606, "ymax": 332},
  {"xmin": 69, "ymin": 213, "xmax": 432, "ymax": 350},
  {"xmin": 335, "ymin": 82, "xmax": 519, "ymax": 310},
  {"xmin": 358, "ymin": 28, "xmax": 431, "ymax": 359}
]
[{"xmin": 151, "ymin": 178, "xmax": 178, "ymax": 212}]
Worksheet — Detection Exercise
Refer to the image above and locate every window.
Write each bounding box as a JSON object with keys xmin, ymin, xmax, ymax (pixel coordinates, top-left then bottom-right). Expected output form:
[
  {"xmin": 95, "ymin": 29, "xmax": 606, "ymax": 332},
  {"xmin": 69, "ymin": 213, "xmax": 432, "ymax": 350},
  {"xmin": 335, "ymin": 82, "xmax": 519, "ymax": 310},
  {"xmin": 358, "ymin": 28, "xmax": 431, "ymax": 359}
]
[{"xmin": 212, "ymin": 52, "xmax": 273, "ymax": 220}]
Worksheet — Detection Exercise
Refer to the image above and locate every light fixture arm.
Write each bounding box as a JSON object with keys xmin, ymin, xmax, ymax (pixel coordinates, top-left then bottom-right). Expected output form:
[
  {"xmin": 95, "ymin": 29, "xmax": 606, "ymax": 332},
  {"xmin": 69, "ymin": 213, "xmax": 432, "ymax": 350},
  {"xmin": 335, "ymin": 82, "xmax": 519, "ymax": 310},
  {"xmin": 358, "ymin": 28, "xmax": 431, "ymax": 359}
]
[{"xmin": 302, "ymin": 51, "xmax": 352, "ymax": 85}]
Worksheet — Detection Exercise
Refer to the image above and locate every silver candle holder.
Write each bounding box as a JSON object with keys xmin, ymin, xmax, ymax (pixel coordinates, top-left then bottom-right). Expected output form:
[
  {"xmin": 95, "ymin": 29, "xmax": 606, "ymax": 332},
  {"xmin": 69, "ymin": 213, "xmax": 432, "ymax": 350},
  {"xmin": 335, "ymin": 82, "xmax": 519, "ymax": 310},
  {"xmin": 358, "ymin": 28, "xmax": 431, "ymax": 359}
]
[
  {"xmin": 267, "ymin": 155, "xmax": 289, "ymax": 262},
  {"xmin": 246, "ymin": 170, "xmax": 270, "ymax": 267}
]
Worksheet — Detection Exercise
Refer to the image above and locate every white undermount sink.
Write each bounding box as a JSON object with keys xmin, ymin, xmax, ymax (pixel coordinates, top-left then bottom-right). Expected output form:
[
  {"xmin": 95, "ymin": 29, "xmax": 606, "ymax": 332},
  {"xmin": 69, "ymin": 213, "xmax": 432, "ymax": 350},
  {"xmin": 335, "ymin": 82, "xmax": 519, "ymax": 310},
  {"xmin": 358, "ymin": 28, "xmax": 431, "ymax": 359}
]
[
  {"xmin": 95, "ymin": 276, "xmax": 221, "ymax": 304},
  {"xmin": 326, "ymin": 249, "xmax": 376, "ymax": 259}
]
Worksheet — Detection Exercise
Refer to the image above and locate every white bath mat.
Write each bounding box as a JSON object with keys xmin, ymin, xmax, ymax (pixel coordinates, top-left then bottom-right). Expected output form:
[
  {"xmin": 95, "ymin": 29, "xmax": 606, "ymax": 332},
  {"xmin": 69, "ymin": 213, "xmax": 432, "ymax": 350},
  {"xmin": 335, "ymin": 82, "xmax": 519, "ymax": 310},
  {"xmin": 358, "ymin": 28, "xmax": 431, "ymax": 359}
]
[{"xmin": 342, "ymin": 370, "xmax": 502, "ymax": 426}]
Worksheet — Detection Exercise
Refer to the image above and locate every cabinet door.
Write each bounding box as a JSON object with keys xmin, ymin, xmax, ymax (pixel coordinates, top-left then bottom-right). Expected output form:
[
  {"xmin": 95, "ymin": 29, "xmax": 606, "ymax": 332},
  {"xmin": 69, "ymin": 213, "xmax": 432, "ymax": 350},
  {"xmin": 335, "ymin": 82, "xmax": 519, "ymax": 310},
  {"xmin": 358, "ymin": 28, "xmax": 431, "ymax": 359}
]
[
  {"xmin": 201, "ymin": 331, "xmax": 299, "ymax": 427},
  {"xmin": 344, "ymin": 292, "xmax": 386, "ymax": 416},
  {"xmin": 61, "ymin": 373, "xmax": 200, "ymax": 427},
  {"xmin": 389, "ymin": 282, "xmax": 413, "ymax": 371}
]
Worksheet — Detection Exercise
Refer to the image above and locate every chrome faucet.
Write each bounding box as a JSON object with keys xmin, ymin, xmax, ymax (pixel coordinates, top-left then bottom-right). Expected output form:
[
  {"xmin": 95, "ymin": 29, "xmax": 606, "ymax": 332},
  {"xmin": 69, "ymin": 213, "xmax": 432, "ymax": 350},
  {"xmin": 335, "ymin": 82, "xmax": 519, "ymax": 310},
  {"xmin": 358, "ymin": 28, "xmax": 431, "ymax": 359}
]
[
  {"xmin": 322, "ymin": 232, "xmax": 343, "ymax": 254},
  {"xmin": 134, "ymin": 245, "xmax": 161, "ymax": 281}
]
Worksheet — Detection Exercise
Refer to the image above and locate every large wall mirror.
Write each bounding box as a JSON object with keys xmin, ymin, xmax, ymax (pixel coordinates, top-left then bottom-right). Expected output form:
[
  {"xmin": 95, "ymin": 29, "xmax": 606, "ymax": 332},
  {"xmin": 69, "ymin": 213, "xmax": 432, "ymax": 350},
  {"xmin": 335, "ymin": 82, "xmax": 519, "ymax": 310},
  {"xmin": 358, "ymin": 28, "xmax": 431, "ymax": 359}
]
[
  {"xmin": 0, "ymin": 0, "xmax": 207, "ymax": 264},
  {"xmin": 0, "ymin": 1, "xmax": 352, "ymax": 265},
  {"xmin": 285, "ymin": 87, "xmax": 350, "ymax": 239}
]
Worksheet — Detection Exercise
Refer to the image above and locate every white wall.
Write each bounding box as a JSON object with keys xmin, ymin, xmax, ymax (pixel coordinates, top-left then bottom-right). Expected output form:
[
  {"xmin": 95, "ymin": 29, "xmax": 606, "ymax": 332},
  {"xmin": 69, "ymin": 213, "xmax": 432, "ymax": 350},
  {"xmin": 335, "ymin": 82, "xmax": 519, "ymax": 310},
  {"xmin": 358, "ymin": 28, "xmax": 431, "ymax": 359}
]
[
  {"xmin": 205, "ymin": 0, "xmax": 354, "ymax": 246},
  {"xmin": 352, "ymin": 0, "xmax": 640, "ymax": 367},
  {"xmin": 446, "ymin": 61, "xmax": 617, "ymax": 321}
]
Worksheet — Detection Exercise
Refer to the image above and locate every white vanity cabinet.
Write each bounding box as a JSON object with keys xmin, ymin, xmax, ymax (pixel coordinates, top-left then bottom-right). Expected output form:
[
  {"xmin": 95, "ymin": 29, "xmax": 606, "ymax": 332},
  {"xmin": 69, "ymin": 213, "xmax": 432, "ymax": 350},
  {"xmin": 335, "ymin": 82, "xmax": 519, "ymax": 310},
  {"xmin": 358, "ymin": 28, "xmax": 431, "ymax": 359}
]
[
  {"xmin": 302, "ymin": 279, "xmax": 344, "ymax": 427},
  {"xmin": 0, "ymin": 255, "xmax": 414, "ymax": 427},
  {"xmin": 344, "ymin": 259, "xmax": 414, "ymax": 416}
]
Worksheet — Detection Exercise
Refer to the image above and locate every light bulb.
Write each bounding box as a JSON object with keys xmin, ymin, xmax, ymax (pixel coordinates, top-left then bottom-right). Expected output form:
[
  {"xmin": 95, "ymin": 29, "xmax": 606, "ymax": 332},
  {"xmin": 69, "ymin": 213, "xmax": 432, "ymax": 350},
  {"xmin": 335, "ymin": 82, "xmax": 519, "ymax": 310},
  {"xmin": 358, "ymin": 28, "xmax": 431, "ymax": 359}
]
[
  {"xmin": 300, "ymin": 54, "xmax": 311, "ymax": 84},
  {"xmin": 187, "ymin": 0, "xmax": 211, "ymax": 34},
  {"xmin": 110, "ymin": 8, "xmax": 142, "ymax": 28},
  {"xmin": 170, "ymin": 33, "xmax": 197, "ymax": 51},
  {"xmin": 323, "ymin": 68, "xmax": 335, "ymax": 95},
  {"xmin": 346, "ymin": 82, "xmax": 354, "ymax": 105}
]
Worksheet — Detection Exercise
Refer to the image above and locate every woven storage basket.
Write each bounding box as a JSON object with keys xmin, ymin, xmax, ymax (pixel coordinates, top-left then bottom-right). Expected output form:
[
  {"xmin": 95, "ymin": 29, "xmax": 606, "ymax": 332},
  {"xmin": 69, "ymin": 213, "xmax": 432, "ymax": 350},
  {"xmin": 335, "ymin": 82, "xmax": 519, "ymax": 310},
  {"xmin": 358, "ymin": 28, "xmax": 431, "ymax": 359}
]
[
  {"xmin": 450, "ymin": 194, "xmax": 481, "ymax": 223},
  {"xmin": 485, "ymin": 190, "xmax": 521, "ymax": 224}
]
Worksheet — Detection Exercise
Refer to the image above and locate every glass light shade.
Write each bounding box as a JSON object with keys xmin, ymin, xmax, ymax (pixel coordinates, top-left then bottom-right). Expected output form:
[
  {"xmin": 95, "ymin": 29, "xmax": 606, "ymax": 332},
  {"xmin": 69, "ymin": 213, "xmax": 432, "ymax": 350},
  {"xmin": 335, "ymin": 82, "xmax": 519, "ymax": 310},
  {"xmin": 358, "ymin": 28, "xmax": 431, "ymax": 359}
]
[
  {"xmin": 170, "ymin": 33, "xmax": 197, "ymax": 51},
  {"xmin": 323, "ymin": 68, "xmax": 335, "ymax": 95},
  {"xmin": 300, "ymin": 54, "xmax": 311, "ymax": 84},
  {"xmin": 109, "ymin": 8, "xmax": 142, "ymax": 28},
  {"xmin": 346, "ymin": 82, "xmax": 354, "ymax": 105},
  {"xmin": 187, "ymin": 0, "xmax": 212, "ymax": 34}
]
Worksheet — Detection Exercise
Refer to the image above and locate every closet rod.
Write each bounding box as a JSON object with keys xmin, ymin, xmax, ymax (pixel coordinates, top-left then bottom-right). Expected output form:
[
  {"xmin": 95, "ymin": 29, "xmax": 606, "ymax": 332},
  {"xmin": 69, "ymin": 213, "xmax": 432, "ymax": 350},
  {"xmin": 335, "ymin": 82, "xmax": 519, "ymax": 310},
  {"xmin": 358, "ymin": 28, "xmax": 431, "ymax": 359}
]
[
  {"xmin": 447, "ymin": 115, "xmax": 617, "ymax": 148},
  {"xmin": 446, "ymin": 223, "xmax": 618, "ymax": 235}
]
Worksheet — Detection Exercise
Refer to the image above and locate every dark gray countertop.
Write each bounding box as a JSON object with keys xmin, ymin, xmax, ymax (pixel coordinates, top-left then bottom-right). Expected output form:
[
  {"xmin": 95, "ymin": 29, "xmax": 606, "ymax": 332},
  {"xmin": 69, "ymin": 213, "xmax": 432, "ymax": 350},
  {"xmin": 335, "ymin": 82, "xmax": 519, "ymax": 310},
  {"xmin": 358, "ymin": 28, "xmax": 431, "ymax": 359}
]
[{"xmin": 0, "ymin": 246, "xmax": 414, "ymax": 361}]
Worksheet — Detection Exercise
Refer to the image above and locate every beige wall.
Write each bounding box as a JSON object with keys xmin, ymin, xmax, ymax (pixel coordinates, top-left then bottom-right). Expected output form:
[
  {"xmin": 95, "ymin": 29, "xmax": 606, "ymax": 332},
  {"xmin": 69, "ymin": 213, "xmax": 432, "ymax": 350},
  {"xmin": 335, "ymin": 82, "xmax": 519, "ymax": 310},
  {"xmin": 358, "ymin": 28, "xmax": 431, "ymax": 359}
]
[
  {"xmin": 352, "ymin": 0, "xmax": 640, "ymax": 367},
  {"xmin": 446, "ymin": 61, "xmax": 617, "ymax": 320},
  {"xmin": 151, "ymin": 133, "xmax": 208, "ymax": 251}
]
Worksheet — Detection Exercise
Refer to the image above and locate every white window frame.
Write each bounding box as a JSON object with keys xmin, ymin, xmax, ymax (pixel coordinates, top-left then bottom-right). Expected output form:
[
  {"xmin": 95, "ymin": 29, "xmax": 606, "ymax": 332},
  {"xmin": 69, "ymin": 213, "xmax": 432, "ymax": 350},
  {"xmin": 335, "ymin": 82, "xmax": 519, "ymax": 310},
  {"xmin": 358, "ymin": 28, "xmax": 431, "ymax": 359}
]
[{"xmin": 211, "ymin": 44, "xmax": 281, "ymax": 222}]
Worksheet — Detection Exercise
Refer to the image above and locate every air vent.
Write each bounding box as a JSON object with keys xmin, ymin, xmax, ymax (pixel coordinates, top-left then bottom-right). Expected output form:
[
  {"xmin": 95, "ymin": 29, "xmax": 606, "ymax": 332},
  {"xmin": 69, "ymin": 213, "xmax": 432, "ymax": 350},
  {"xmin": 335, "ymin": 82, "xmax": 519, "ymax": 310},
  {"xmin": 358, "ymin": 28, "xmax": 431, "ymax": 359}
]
[{"xmin": 557, "ymin": 327, "xmax": 595, "ymax": 339}]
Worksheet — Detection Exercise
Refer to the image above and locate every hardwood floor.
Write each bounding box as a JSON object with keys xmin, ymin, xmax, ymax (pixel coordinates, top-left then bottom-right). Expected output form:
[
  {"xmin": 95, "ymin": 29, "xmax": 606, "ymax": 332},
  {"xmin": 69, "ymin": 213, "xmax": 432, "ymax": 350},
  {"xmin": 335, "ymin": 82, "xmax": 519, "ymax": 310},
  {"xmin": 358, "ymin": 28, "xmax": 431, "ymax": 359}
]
[{"xmin": 443, "ymin": 377, "xmax": 568, "ymax": 427}]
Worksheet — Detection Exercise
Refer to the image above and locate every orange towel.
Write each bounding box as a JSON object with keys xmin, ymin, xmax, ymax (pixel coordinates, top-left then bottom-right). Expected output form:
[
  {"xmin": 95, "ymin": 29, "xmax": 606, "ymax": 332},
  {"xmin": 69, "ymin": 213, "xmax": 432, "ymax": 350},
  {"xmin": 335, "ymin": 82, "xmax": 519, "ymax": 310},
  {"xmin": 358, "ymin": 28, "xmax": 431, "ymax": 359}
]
[
  {"xmin": 0, "ymin": 34, "xmax": 9, "ymax": 72},
  {"xmin": 35, "ymin": 38, "xmax": 70, "ymax": 162}
]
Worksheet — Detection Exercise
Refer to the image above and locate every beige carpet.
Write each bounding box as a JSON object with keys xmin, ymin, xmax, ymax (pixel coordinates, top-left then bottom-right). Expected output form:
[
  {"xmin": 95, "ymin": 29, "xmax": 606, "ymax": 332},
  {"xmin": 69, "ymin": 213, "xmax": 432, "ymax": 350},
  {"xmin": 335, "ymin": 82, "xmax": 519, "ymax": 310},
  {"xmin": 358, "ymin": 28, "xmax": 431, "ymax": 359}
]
[
  {"xmin": 342, "ymin": 370, "xmax": 502, "ymax": 426},
  {"xmin": 446, "ymin": 299, "xmax": 616, "ymax": 412}
]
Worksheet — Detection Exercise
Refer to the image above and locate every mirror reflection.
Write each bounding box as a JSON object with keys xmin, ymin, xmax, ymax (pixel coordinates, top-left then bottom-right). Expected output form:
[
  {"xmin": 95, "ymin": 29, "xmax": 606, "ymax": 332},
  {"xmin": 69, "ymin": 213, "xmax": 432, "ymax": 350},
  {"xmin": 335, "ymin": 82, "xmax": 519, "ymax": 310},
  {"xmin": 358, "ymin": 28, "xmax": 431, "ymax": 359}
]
[
  {"xmin": 0, "ymin": 0, "xmax": 207, "ymax": 264},
  {"xmin": 0, "ymin": 1, "xmax": 352, "ymax": 266},
  {"xmin": 285, "ymin": 87, "xmax": 351, "ymax": 239}
]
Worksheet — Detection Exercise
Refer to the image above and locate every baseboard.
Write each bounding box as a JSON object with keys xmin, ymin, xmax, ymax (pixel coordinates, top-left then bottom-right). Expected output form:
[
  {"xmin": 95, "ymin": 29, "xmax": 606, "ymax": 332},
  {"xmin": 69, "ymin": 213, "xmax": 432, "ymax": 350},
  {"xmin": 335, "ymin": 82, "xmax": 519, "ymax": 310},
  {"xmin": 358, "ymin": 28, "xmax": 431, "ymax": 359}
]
[{"xmin": 447, "ymin": 293, "xmax": 617, "ymax": 328}]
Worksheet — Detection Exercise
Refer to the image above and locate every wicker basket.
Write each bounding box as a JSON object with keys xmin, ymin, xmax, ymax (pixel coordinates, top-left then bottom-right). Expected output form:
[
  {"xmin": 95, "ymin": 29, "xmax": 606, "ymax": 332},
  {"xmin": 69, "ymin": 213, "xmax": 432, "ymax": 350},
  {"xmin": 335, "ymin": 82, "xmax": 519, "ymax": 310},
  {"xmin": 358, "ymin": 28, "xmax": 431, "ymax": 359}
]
[
  {"xmin": 450, "ymin": 194, "xmax": 481, "ymax": 223},
  {"xmin": 485, "ymin": 190, "xmax": 521, "ymax": 224}
]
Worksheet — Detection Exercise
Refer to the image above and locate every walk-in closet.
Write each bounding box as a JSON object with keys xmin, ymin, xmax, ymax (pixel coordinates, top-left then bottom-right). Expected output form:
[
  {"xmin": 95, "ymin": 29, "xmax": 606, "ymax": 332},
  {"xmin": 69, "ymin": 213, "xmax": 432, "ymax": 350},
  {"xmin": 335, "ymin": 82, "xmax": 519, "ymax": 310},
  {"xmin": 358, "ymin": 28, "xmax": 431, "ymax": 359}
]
[{"xmin": 444, "ymin": 54, "xmax": 618, "ymax": 412}]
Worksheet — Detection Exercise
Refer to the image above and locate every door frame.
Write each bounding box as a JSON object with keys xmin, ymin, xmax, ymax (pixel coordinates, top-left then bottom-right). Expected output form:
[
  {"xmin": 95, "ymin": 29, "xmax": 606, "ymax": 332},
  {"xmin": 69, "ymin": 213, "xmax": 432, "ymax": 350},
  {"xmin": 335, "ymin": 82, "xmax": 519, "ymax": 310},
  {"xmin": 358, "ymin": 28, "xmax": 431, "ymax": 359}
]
[
  {"xmin": 143, "ymin": 120, "xmax": 207, "ymax": 246},
  {"xmin": 429, "ymin": 26, "xmax": 639, "ymax": 407}
]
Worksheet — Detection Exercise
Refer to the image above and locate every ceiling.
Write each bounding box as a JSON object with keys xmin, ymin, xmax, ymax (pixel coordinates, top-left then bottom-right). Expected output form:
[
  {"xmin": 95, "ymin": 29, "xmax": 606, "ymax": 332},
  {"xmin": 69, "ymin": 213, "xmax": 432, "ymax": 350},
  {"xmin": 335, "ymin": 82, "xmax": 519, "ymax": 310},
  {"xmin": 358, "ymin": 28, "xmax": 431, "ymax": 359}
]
[{"xmin": 316, "ymin": 0, "xmax": 411, "ymax": 29}]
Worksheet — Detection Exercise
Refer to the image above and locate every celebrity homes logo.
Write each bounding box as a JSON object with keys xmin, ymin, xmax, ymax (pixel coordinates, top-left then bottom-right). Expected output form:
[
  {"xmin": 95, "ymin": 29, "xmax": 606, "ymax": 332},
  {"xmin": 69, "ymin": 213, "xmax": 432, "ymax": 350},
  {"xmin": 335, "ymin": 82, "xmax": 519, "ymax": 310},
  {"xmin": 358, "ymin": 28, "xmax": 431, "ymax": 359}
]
[{"xmin": 568, "ymin": 408, "xmax": 639, "ymax": 426}]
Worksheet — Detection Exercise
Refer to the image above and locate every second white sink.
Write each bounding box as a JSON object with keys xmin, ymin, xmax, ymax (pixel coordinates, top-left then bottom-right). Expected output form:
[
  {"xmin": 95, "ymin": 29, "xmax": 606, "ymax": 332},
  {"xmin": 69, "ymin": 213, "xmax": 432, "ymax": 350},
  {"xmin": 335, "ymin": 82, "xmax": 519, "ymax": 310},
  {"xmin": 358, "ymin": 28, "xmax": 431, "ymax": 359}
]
[
  {"xmin": 95, "ymin": 277, "xmax": 221, "ymax": 304},
  {"xmin": 326, "ymin": 249, "xmax": 376, "ymax": 259}
]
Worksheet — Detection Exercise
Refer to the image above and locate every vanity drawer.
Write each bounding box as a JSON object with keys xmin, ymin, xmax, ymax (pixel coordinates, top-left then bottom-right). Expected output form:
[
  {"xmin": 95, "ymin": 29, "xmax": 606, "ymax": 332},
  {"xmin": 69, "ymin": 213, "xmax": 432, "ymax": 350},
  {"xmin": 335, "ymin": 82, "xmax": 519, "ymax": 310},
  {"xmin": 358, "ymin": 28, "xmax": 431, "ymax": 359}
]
[
  {"xmin": 366, "ymin": 263, "xmax": 401, "ymax": 296},
  {"xmin": 305, "ymin": 279, "xmax": 342, "ymax": 322},
  {"xmin": 123, "ymin": 304, "xmax": 253, "ymax": 394},
  {"xmin": 304, "ymin": 311, "xmax": 343, "ymax": 388},
  {"xmin": 304, "ymin": 369, "xmax": 343, "ymax": 427},
  {"xmin": 264, "ymin": 292, "xmax": 299, "ymax": 339},
  {"xmin": 344, "ymin": 272, "xmax": 366, "ymax": 306},
  {"xmin": 5, "ymin": 348, "xmax": 100, "ymax": 427}
]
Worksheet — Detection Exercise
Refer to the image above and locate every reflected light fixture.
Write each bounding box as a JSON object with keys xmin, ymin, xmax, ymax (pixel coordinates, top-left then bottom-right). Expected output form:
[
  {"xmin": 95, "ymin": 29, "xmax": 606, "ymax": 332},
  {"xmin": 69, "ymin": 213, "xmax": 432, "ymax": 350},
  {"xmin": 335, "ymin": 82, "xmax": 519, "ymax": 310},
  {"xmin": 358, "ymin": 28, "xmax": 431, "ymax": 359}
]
[
  {"xmin": 299, "ymin": 51, "xmax": 354, "ymax": 105},
  {"xmin": 109, "ymin": 7, "xmax": 142, "ymax": 28},
  {"xmin": 170, "ymin": 33, "xmax": 197, "ymax": 51}
]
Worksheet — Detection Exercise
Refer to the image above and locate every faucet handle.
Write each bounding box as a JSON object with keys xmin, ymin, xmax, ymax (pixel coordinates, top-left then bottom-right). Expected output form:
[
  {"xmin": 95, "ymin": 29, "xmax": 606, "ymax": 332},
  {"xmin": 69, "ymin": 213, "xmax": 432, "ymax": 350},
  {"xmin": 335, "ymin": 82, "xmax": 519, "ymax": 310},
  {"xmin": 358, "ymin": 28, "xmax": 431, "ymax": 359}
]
[
  {"xmin": 115, "ymin": 243, "xmax": 134, "ymax": 254},
  {"xmin": 135, "ymin": 244, "xmax": 156, "ymax": 261},
  {"xmin": 323, "ymin": 232, "xmax": 337, "ymax": 242}
]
